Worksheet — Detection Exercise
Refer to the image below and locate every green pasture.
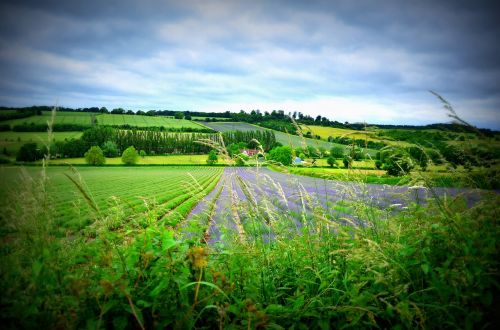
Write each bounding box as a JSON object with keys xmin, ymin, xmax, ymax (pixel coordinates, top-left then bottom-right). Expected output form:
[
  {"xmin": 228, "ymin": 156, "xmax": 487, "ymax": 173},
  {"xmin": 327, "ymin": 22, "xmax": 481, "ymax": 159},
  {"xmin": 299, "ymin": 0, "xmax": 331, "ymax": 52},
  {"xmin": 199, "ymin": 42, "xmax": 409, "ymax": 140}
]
[
  {"xmin": 0, "ymin": 131, "xmax": 83, "ymax": 155},
  {"xmin": 2, "ymin": 111, "xmax": 93, "ymax": 127},
  {"xmin": 96, "ymin": 114, "xmax": 207, "ymax": 129}
]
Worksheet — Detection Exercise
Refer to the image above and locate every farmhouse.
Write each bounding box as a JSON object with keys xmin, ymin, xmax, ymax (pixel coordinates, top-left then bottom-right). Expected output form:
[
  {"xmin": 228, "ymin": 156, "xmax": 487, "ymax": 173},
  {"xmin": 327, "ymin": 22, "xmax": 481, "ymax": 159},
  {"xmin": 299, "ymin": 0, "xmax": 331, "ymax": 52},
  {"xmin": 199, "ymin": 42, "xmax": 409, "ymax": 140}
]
[{"xmin": 241, "ymin": 149, "xmax": 259, "ymax": 156}]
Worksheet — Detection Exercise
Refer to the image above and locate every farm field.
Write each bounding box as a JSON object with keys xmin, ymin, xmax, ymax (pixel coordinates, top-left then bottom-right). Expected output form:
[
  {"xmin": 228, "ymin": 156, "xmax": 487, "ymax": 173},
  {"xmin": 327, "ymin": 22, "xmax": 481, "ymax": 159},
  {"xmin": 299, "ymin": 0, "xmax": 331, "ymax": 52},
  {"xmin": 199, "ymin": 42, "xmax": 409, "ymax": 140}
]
[
  {"xmin": 300, "ymin": 125, "xmax": 413, "ymax": 147},
  {"xmin": 1, "ymin": 163, "xmax": 498, "ymax": 328},
  {"xmin": 202, "ymin": 121, "xmax": 268, "ymax": 132},
  {"xmin": 185, "ymin": 167, "xmax": 489, "ymax": 243},
  {"xmin": 193, "ymin": 116, "xmax": 232, "ymax": 121},
  {"xmin": 40, "ymin": 154, "xmax": 230, "ymax": 165},
  {"xmin": 0, "ymin": 166, "xmax": 222, "ymax": 235},
  {"xmin": 0, "ymin": 131, "xmax": 82, "ymax": 154},
  {"xmin": 301, "ymin": 125, "xmax": 380, "ymax": 141},
  {"xmin": 2, "ymin": 111, "xmax": 93, "ymax": 127},
  {"xmin": 96, "ymin": 114, "xmax": 208, "ymax": 129},
  {"xmin": 202, "ymin": 121, "xmax": 375, "ymax": 154},
  {"xmin": 301, "ymin": 158, "xmax": 376, "ymax": 168}
]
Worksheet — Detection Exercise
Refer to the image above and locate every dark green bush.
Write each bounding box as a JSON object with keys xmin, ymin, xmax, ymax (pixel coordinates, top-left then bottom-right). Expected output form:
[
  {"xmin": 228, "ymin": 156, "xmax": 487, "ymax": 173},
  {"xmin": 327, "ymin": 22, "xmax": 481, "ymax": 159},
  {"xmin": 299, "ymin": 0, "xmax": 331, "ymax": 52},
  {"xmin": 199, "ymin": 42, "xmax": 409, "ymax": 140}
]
[{"xmin": 16, "ymin": 143, "xmax": 43, "ymax": 162}]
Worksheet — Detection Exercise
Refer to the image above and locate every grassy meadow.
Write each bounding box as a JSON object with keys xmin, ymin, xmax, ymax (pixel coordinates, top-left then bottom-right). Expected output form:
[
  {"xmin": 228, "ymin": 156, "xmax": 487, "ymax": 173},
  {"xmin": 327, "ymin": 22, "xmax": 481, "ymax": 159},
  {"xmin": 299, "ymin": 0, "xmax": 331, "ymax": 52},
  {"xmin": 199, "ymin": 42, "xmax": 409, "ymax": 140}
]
[
  {"xmin": 3, "ymin": 111, "xmax": 93, "ymax": 127},
  {"xmin": 0, "ymin": 131, "xmax": 83, "ymax": 155},
  {"xmin": 301, "ymin": 125, "xmax": 380, "ymax": 141},
  {"xmin": 96, "ymin": 114, "xmax": 207, "ymax": 129}
]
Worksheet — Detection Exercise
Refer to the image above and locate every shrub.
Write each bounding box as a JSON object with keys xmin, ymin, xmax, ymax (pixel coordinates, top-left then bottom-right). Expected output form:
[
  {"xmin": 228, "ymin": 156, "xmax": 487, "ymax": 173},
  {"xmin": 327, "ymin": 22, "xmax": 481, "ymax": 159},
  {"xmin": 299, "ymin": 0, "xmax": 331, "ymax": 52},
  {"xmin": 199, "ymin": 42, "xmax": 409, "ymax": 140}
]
[
  {"xmin": 16, "ymin": 142, "xmax": 42, "ymax": 162},
  {"xmin": 330, "ymin": 146, "xmax": 344, "ymax": 158},
  {"xmin": 84, "ymin": 146, "xmax": 105, "ymax": 166},
  {"xmin": 350, "ymin": 147, "xmax": 364, "ymax": 161},
  {"xmin": 408, "ymin": 146, "xmax": 429, "ymax": 171},
  {"xmin": 139, "ymin": 150, "xmax": 146, "ymax": 157},
  {"xmin": 342, "ymin": 156, "xmax": 352, "ymax": 168},
  {"xmin": 247, "ymin": 139, "xmax": 260, "ymax": 149},
  {"xmin": 206, "ymin": 150, "xmax": 218, "ymax": 165},
  {"xmin": 268, "ymin": 146, "xmax": 292, "ymax": 166},
  {"xmin": 102, "ymin": 140, "xmax": 119, "ymax": 157},
  {"xmin": 0, "ymin": 156, "xmax": 11, "ymax": 164},
  {"xmin": 235, "ymin": 153, "xmax": 247, "ymax": 166},
  {"xmin": 121, "ymin": 146, "xmax": 139, "ymax": 165},
  {"xmin": 327, "ymin": 156, "xmax": 336, "ymax": 168},
  {"xmin": 227, "ymin": 143, "xmax": 241, "ymax": 157},
  {"xmin": 384, "ymin": 151, "xmax": 414, "ymax": 176}
]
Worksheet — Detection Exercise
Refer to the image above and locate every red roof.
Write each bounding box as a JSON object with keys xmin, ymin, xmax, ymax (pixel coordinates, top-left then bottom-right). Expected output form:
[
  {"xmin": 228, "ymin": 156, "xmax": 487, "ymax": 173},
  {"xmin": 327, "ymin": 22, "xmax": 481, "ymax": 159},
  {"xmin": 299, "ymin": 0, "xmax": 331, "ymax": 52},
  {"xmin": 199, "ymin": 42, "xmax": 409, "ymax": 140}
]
[{"xmin": 242, "ymin": 149, "xmax": 259, "ymax": 156}]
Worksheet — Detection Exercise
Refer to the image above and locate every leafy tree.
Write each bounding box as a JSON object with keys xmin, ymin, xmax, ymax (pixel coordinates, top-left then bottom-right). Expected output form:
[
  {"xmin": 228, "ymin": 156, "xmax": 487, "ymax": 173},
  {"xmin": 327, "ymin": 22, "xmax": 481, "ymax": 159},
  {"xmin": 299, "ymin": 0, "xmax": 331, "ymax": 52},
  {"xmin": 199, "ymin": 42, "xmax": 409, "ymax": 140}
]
[
  {"xmin": 350, "ymin": 147, "xmax": 364, "ymax": 161},
  {"xmin": 384, "ymin": 151, "xmax": 414, "ymax": 176},
  {"xmin": 206, "ymin": 150, "xmax": 218, "ymax": 165},
  {"xmin": 174, "ymin": 112, "xmax": 184, "ymax": 119},
  {"xmin": 84, "ymin": 146, "xmax": 105, "ymax": 165},
  {"xmin": 307, "ymin": 146, "xmax": 320, "ymax": 158},
  {"xmin": 327, "ymin": 156, "xmax": 336, "ymax": 167},
  {"xmin": 330, "ymin": 146, "xmax": 344, "ymax": 158},
  {"xmin": 61, "ymin": 138, "xmax": 87, "ymax": 158},
  {"xmin": 268, "ymin": 146, "xmax": 292, "ymax": 166},
  {"xmin": 235, "ymin": 153, "xmax": 248, "ymax": 166},
  {"xmin": 247, "ymin": 139, "xmax": 260, "ymax": 149},
  {"xmin": 139, "ymin": 150, "xmax": 146, "ymax": 157},
  {"xmin": 122, "ymin": 146, "xmax": 139, "ymax": 165},
  {"xmin": 227, "ymin": 143, "xmax": 241, "ymax": 157},
  {"xmin": 16, "ymin": 143, "xmax": 42, "ymax": 162},
  {"xmin": 343, "ymin": 156, "xmax": 352, "ymax": 169},
  {"xmin": 441, "ymin": 144, "xmax": 465, "ymax": 166},
  {"xmin": 102, "ymin": 141, "xmax": 119, "ymax": 157},
  {"xmin": 81, "ymin": 126, "xmax": 116, "ymax": 148},
  {"xmin": 408, "ymin": 146, "xmax": 429, "ymax": 171}
]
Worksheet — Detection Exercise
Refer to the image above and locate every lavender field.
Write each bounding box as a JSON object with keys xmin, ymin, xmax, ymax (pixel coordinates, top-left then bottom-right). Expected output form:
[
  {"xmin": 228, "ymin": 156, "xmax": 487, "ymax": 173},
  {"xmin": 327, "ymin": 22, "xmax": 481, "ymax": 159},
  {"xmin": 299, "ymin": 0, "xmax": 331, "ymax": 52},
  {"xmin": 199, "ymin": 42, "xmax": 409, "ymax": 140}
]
[{"xmin": 182, "ymin": 167, "xmax": 488, "ymax": 244}]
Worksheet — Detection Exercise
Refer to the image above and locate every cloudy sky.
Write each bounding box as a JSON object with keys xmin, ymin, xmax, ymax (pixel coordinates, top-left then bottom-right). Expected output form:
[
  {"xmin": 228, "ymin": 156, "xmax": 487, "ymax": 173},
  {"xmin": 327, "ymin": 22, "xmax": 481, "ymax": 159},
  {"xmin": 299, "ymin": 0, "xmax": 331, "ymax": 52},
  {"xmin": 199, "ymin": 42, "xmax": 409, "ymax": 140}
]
[{"xmin": 0, "ymin": 0, "xmax": 499, "ymax": 128}]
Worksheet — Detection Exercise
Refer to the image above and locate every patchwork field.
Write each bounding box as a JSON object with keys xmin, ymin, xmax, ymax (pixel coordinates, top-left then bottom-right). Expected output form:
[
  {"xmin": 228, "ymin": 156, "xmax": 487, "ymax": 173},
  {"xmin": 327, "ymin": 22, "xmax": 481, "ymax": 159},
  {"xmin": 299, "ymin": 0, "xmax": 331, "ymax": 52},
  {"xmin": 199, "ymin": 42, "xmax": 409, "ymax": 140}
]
[
  {"xmin": 96, "ymin": 114, "xmax": 207, "ymax": 129},
  {"xmin": 3, "ymin": 111, "xmax": 93, "ymax": 127},
  {"xmin": 300, "ymin": 125, "xmax": 413, "ymax": 147},
  {"xmin": 301, "ymin": 125, "xmax": 379, "ymax": 141},
  {"xmin": 0, "ymin": 131, "xmax": 83, "ymax": 154},
  {"xmin": 202, "ymin": 121, "xmax": 368, "ymax": 153},
  {"xmin": 0, "ymin": 166, "xmax": 222, "ymax": 234},
  {"xmin": 193, "ymin": 116, "xmax": 232, "ymax": 121}
]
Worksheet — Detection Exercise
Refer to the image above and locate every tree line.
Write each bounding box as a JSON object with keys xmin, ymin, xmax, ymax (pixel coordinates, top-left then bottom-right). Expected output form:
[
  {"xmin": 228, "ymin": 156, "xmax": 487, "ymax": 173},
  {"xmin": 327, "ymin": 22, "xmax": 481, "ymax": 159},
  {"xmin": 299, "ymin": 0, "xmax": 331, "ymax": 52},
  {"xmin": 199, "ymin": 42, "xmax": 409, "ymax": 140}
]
[{"xmin": 15, "ymin": 127, "xmax": 277, "ymax": 161}]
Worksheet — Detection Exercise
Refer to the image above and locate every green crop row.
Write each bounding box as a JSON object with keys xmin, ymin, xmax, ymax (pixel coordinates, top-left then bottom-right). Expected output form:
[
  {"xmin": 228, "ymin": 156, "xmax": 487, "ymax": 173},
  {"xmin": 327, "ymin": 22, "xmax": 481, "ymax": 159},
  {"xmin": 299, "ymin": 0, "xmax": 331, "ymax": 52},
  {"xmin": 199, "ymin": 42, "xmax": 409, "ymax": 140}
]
[{"xmin": 0, "ymin": 166, "xmax": 223, "ymax": 235}]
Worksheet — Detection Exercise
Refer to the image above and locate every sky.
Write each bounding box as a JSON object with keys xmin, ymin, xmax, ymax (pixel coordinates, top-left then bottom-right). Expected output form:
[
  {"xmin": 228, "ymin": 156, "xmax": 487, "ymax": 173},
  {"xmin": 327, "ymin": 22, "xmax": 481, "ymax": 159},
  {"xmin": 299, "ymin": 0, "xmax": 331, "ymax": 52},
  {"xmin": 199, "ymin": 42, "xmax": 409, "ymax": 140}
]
[{"xmin": 0, "ymin": 0, "xmax": 499, "ymax": 128}]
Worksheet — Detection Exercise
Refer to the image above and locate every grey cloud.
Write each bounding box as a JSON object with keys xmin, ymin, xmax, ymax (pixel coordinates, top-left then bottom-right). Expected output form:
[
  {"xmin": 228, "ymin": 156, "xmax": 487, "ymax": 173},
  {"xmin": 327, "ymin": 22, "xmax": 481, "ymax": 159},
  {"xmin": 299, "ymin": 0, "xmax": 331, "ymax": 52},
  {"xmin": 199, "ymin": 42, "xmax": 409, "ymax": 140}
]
[{"xmin": 0, "ymin": 0, "xmax": 498, "ymax": 127}]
